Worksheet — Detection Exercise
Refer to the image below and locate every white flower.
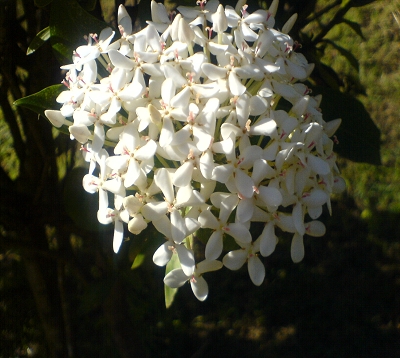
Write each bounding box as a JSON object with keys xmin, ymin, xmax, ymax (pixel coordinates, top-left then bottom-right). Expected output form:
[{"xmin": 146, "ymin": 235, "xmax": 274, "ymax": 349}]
[
  {"xmin": 164, "ymin": 260, "xmax": 223, "ymax": 301},
  {"xmin": 223, "ymin": 238, "xmax": 265, "ymax": 286}
]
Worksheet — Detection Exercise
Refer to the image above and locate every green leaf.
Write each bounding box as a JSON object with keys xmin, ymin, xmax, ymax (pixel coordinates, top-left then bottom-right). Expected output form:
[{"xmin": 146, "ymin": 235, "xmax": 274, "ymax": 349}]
[
  {"xmin": 13, "ymin": 84, "xmax": 64, "ymax": 117},
  {"xmin": 62, "ymin": 167, "xmax": 110, "ymax": 231},
  {"xmin": 164, "ymin": 253, "xmax": 181, "ymax": 308},
  {"xmin": 341, "ymin": 18, "xmax": 365, "ymax": 40},
  {"xmin": 79, "ymin": 0, "xmax": 97, "ymax": 12},
  {"xmin": 322, "ymin": 39, "xmax": 359, "ymax": 71},
  {"xmin": 27, "ymin": 27, "xmax": 51, "ymax": 55},
  {"xmin": 34, "ymin": 0, "xmax": 53, "ymax": 7},
  {"xmin": 131, "ymin": 254, "xmax": 145, "ymax": 270},
  {"xmin": 349, "ymin": 0, "xmax": 377, "ymax": 7},
  {"xmin": 313, "ymin": 87, "xmax": 381, "ymax": 165},
  {"xmin": 49, "ymin": 0, "xmax": 110, "ymax": 63}
]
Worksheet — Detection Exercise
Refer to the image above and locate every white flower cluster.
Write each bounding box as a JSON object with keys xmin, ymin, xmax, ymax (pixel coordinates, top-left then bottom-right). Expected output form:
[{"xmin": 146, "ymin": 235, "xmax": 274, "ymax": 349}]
[{"xmin": 45, "ymin": 0, "xmax": 345, "ymax": 301}]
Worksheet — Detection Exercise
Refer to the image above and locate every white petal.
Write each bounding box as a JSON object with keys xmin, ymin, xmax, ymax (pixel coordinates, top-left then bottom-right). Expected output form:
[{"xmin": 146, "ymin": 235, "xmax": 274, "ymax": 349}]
[
  {"xmin": 141, "ymin": 201, "xmax": 169, "ymax": 220},
  {"xmin": 258, "ymin": 186, "xmax": 283, "ymax": 208},
  {"xmin": 153, "ymin": 242, "xmax": 173, "ymax": 267},
  {"xmin": 173, "ymin": 161, "xmax": 193, "ymax": 187},
  {"xmin": 236, "ymin": 198, "xmax": 254, "ymax": 223},
  {"xmin": 190, "ymin": 276, "xmax": 208, "ymax": 301},
  {"xmin": 205, "ymin": 230, "xmax": 223, "ymax": 260},
  {"xmin": 228, "ymin": 71, "xmax": 246, "ymax": 96},
  {"xmin": 212, "ymin": 164, "xmax": 234, "ymax": 183},
  {"xmin": 248, "ymin": 256, "xmax": 265, "ymax": 286},
  {"xmin": 259, "ymin": 222, "xmax": 277, "ymax": 257},
  {"xmin": 171, "ymin": 210, "xmax": 186, "ymax": 243},
  {"xmin": 196, "ymin": 259, "xmax": 223, "ymax": 274},
  {"xmin": 199, "ymin": 150, "xmax": 215, "ymax": 179},
  {"xmin": 45, "ymin": 110, "xmax": 65, "ymax": 128},
  {"xmin": 293, "ymin": 202, "xmax": 305, "ymax": 235},
  {"xmin": 108, "ymin": 49, "xmax": 134, "ymax": 70},
  {"xmin": 198, "ymin": 210, "xmax": 219, "ymax": 230},
  {"xmin": 307, "ymin": 154, "xmax": 330, "ymax": 175},
  {"xmin": 152, "ymin": 214, "xmax": 172, "ymax": 238},
  {"xmin": 224, "ymin": 223, "xmax": 252, "ymax": 243},
  {"xmin": 69, "ymin": 124, "xmax": 91, "ymax": 144},
  {"xmin": 154, "ymin": 168, "xmax": 174, "ymax": 203},
  {"xmin": 175, "ymin": 244, "xmax": 195, "ymax": 276},
  {"xmin": 164, "ymin": 268, "xmax": 188, "ymax": 288},
  {"xmin": 223, "ymin": 250, "xmax": 247, "ymax": 270},
  {"xmin": 127, "ymin": 214, "xmax": 147, "ymax": 234},
  {"xmin": 113, "ymin": 220, "xmax": 124, "ymax": 253},
  {"xmin": 159, "ymin": 117, "xmax": 174, "ymax": 148},
  {"xmin": 234, "ymin": 169, "xmax": 254, "ymax": 199},
  {"xmin": 305, "ymin": 220, "xmax": 326, "ymax": 237},
  {"xmin": 135, "ymin": 140, "xmax": 157, "ymax": 161},
  {"xmin": 291, "ymin": 233, "xmax": 304, "ymax": 263}
]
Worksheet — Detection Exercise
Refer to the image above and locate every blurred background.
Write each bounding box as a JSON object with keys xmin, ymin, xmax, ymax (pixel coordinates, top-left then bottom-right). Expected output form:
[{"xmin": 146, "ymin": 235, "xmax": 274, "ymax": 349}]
[{"xmin": 0, "ymin": 0, "xmax": 399, "ymax": 356}]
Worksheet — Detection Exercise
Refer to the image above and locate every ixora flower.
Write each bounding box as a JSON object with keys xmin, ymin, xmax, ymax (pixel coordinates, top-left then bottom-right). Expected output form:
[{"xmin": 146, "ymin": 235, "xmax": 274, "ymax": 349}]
[{"xmin": 44, "ymin": 0, "xmax": 345, "ymax": 302}]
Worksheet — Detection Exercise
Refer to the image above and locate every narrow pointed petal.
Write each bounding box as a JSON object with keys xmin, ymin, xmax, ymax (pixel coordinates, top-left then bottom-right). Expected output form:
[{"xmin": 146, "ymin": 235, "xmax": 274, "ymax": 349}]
[{"xmin": 113, "ymin": 220, "xmax": 124, "ymax": 253}]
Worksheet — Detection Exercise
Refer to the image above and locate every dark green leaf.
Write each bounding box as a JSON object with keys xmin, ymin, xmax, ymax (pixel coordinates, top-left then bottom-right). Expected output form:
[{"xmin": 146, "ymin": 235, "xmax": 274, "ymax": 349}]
[
  {"xmin": 314, "ymin": 62, "xmax": 343, "ymax": 89},
  {"xmin": 34, "ymin": 0, "xmax": 53, "ymax": 7},
  {"xmin": 322, "ymin": 39, "xmax": 359, "ymax": 71},
  {"xmin": 313, "ymin": 87, "xmax": 381, "ymax": 165},
  {"xmin": 63, "ymin": 167, "xmax": 111, "ymax": 231},
  {"xmin": 13, "ymin": 84, "xmax": 64, "ymax": 117},
  {"xmin": 27, "ymin": 27, "xmax": 51, "ymax": 55},
  {"xmin": 79, "ymin": 0, "xmax": 97, "ymax": 12},
  {"xmin": 349, "ymin": 0, "xmax": 377, "ymax": 7},
  {"xmin": 342, "ymin": 18, "xmax": 365, "ymax": 40},
  {"xmin": 50, "ymin": 0, "xmax": 110, "ymax": 63}
]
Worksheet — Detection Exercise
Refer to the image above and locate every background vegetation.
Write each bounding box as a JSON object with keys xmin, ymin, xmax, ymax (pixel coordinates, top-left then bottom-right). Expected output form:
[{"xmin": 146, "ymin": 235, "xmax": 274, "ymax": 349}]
[{"xmin": 0, "ymin": 0, "xmax": 399, "ymax": 357}]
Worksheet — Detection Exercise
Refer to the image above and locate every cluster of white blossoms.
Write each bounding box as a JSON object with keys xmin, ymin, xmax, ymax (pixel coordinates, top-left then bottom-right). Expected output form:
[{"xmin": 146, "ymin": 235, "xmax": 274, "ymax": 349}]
[{"xmin": 45, "ymin": 0, "xmax": 345, "ymax": 301}]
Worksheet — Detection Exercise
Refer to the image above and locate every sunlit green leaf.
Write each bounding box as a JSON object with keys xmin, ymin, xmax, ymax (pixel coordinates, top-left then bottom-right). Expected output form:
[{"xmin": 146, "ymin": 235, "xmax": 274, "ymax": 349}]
[
  {"xmin": 13, "ymin": 84, "xmax": 64, "ymax": 117},
  {"xmin": 131, "ymin": 254, "xmax": 145, "ymax": 270},
  {"xmin": 27, "ymin": 27, "xmax": 51, "ymax": 55},
  {"xmin": 164, "ymin": 253, "xmax": 180, "ymax": 308},
  {"xmin": 314, "ymin": 87, "xmax": 381, "ymax": 165}
]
